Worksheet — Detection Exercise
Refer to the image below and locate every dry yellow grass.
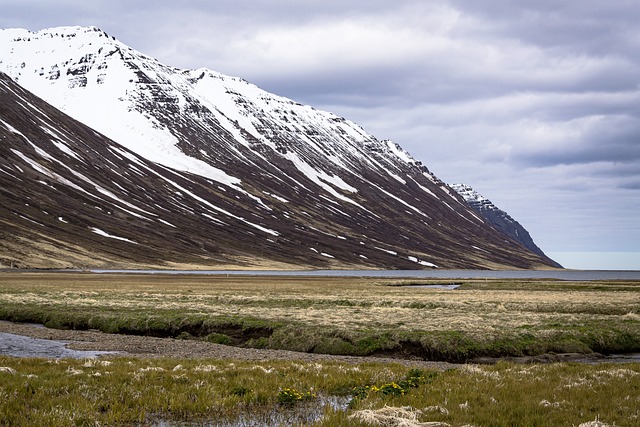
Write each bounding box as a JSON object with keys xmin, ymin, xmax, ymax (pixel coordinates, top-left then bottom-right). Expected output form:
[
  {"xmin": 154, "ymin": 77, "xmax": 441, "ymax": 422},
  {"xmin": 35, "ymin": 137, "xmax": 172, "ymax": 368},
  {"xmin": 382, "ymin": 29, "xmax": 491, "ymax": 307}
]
[
  {"xmin": 1, "ymin": 272, "xmax": 639, "ymax": 358},
  {"xmin": 1, "ymin": 273, "xmax": 638, "ymax": 334}
]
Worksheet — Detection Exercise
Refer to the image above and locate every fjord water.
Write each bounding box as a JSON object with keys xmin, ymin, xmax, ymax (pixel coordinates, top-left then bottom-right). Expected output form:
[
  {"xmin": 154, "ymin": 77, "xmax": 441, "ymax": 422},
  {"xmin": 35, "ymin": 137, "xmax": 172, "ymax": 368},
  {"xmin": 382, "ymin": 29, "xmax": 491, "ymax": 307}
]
[{"xmin": 89, "ymin": 269, "xmax": 640, "ymax": 281}]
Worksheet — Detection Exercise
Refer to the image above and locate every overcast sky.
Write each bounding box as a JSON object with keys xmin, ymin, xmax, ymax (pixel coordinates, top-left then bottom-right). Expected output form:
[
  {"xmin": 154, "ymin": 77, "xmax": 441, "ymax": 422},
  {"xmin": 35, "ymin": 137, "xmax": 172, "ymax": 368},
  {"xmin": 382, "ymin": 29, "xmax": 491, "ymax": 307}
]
[{"xmin": 3, "ymin": 0, "xmax": 640, "ymax": 269}]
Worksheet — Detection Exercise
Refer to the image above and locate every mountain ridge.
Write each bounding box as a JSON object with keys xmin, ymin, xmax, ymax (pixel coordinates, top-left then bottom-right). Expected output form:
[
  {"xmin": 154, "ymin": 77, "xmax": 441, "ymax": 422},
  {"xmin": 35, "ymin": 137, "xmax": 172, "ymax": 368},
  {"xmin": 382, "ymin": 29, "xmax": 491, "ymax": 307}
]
[
  {"xmin": 450, "ymin": 184, "xmax": 562, "ymax": 268},
  {"xmin": 0, "ymin": 26, "xmax": 559, "ymax": 270}
]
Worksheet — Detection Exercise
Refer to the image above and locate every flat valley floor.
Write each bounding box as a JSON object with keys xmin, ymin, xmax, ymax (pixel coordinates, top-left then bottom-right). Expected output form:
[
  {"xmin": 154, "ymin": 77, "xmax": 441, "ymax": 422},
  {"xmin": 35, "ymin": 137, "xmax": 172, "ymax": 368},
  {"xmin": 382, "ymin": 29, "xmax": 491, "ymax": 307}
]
[{"xmin": 1, "ymin": 271, "xmax": 639, "ymax": 426}]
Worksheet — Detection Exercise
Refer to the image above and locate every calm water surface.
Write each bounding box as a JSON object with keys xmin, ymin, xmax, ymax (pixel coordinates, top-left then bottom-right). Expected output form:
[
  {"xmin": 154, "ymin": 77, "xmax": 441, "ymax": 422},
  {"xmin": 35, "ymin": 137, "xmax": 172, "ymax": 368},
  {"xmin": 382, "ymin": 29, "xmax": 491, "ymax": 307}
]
[{"xmin": 89, "ymin": 269, "xmax": 640, "ymax": 281}]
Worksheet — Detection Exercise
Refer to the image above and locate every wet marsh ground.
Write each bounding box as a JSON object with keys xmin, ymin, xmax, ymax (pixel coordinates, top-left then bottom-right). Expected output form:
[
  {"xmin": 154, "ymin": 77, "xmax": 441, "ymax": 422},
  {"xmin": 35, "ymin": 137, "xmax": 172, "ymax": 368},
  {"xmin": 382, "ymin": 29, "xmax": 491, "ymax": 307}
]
[
  {"xmin": 0, "ymin": 271, "xmax": 639, "ymax": 425},
  {"xmin": 0, "ymin": 356, "xmax": 638, "ymax": 426}
]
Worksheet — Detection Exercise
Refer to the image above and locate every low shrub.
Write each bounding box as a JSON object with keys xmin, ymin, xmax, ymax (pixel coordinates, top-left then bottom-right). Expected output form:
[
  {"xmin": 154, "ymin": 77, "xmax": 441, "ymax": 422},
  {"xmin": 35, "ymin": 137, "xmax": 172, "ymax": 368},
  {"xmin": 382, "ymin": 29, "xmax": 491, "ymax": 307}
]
[{"xmin": 204, "ymin": 333, "xmax": 232, "ymax": 345}]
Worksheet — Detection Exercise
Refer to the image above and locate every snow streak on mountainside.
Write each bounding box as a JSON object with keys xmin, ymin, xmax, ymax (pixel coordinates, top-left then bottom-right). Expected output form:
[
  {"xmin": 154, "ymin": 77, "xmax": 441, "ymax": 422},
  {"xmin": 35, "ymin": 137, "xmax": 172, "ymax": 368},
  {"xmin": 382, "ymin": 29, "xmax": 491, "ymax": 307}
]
[
  {"xmin": 450, "ymin": 184, "xmax": 561, "ymax": 267},
  {"xmin": 0, "ymin": 26, "xmax": 559, "ymax": 269}
]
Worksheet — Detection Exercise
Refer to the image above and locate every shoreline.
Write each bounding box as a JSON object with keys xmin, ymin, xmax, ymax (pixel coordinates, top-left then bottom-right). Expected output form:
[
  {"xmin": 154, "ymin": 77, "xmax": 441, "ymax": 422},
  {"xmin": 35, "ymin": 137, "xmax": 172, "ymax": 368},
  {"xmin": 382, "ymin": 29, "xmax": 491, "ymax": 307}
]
[{"xmin": 3, "ymin": 268, "xmax": 640, "ymax": 281}]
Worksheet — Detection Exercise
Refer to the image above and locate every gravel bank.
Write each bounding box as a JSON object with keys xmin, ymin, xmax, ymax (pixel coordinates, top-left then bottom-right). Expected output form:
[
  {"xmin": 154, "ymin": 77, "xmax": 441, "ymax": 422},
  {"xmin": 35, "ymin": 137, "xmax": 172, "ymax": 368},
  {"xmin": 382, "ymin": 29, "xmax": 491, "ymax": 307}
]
[{"xmin": 0, "ymin": 321, "xmax": 456, "ymax": 370}]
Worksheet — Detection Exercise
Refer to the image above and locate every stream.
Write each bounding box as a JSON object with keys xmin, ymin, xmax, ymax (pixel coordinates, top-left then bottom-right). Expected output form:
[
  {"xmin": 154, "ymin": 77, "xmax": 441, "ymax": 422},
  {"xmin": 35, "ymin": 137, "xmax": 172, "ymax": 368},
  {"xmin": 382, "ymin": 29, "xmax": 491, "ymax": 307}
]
[
  {"xmin": 0, "ymin": 331, "xmax": 117, "ymax": 359},
  {"xmin": 1, "ymin": 330, "xmax": 638, "ymax": 363}
]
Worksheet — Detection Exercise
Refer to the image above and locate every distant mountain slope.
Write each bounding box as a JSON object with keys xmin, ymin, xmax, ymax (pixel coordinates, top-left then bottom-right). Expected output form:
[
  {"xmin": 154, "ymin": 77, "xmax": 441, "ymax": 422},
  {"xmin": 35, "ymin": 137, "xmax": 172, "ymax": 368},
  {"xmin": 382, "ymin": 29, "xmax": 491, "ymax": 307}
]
[
  {"xmin": 0, "ymin": 26, "xmax": 559, "ymax": 270},
  {"xmin": 451, "ymin": 184, "xmax": 562, "ymax": 268}
]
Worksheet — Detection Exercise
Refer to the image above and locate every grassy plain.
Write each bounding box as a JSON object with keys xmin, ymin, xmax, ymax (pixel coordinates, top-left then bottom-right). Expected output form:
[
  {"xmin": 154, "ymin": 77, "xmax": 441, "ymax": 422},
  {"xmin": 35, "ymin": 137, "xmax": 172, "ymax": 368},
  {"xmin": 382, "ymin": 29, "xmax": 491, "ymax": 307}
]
[
  {"xmin": 0, "ymin": 272, "xmax": 639, "ymax": 426},
  {"xmin": 1, "ymin": 356, "xmax": 639, "ymax": 426},
  {"xmin": 0, "ymin": 272, "xmax": 639, "ymax": 360}
]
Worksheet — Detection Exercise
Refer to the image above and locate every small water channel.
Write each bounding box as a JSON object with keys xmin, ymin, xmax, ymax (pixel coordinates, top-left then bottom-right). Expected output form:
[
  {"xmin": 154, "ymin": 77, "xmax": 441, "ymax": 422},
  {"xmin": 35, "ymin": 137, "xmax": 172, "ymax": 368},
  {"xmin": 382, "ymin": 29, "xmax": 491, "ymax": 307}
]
[
  {"xmin": 152, "ymin": 396, "xmax": 351, "ymax": 427},
  {"xmin": 588, "ymin": 353, "xmax": 640, "ymax": 363},
  {"xmin": 0, "ymin": 332, "xmax": 117, "ymax": 359},
  {"xmin": 410, "ymin": 284, "xmax": 461, "ymax": 290}
]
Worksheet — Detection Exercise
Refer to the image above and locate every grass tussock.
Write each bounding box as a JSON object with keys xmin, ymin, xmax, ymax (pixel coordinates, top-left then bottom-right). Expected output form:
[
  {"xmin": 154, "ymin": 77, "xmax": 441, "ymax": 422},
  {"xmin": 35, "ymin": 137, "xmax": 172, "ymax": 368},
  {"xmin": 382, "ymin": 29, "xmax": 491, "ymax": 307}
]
[
  {"xmin": 349, "ymin": 406, "xmax": 451, "ymax": 426},
  {"xmin": 0, "ymin": 273, "xmax": 639, "ymax": 360},
  {"xmin": 0, "ymin": 357, "xmax": 638, "ymax": 426}
]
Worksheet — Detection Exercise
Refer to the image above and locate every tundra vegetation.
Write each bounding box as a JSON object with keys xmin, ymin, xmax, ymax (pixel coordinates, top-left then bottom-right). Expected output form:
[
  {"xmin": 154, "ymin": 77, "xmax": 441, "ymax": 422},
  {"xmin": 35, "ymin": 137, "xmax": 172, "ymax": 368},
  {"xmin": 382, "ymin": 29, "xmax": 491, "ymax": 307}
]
[
  {"xmin": 0, "ymin": 272, "xmax": 639, "ymax": 425},
  {"xmin": 0, "ymin": 357, "xmax": 638, "ymax": 425},
  {"xmin": 0, "ymin": 273, "xmax": 639, "ymax": 360}
]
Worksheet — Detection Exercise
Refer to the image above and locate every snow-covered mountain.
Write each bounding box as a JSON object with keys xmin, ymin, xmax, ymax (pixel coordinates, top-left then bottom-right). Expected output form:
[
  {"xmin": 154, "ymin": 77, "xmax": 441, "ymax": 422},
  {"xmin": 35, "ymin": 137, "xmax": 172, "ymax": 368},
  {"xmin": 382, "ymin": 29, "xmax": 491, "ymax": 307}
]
[
  {"xmin": 0, "ymin": 26, "xmax": 559, "ymax": 269},
  {"xmin": 450, "ymin": 184, "xmax": 561, "ymax": 267}
]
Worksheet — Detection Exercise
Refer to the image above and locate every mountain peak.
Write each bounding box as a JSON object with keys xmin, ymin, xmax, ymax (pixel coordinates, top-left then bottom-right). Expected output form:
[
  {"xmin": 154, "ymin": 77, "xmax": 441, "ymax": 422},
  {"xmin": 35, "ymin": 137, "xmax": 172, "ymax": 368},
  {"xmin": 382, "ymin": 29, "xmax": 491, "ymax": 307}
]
[{"xmin": 2, "ymin": 25, "xmax": 113, "ymax": 43}]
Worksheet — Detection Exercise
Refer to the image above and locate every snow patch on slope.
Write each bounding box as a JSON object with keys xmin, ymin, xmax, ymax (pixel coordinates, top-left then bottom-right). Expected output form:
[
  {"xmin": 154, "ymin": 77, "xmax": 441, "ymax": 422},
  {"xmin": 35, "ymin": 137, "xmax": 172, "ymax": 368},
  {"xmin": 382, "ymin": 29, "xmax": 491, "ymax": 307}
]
[{"xmin": 90, "ymin": 227, "xmax": 138, "ymax": 244}]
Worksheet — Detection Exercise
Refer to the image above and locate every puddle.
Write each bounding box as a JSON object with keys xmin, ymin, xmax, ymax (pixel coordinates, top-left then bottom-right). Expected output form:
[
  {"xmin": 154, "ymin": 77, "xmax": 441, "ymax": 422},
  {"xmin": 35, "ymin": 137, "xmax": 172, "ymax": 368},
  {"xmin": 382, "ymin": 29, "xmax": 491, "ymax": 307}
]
[
  {"xmin": 0, "ymin": 332, "xmax": 117, "ymax": 359},
  {"xmin": 411, "ymin": 284, "xmax": 461, "ymax": 290},
  {"xmin": 153, "ymin": 395, "xmax": 351, "ymax": 426}
]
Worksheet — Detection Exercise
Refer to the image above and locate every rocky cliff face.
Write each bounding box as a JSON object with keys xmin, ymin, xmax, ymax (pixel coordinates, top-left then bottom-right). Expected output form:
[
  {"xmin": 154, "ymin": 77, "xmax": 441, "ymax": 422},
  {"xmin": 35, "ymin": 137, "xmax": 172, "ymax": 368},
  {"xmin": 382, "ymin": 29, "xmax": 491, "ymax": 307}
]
[
  {"xmin": 450, "ymin": 184, "xmax": 561, "ymax": 268},
  {"xmin": 0, "ymin": 26, "xmax": 559, "ymax": 269}
]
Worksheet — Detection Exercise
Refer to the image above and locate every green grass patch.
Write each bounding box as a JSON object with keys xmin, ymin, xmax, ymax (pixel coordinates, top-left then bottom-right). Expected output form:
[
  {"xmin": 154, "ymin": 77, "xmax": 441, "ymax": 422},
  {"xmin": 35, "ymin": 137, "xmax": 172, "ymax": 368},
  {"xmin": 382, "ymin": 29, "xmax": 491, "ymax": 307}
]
[{"xmin": 0, "ymin": 356, "xmax": 637, "ymax": 426}]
